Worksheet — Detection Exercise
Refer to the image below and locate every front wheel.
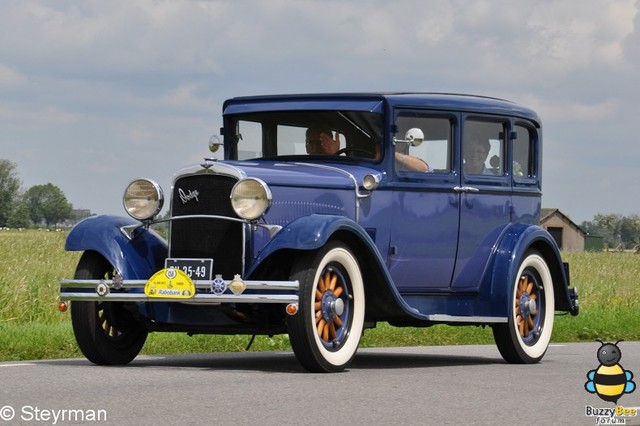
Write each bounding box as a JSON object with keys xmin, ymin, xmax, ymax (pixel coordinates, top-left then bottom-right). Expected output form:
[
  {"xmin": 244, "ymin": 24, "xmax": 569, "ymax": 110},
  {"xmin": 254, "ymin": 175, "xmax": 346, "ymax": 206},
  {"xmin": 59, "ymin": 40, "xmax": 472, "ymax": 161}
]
[
  {"xmin": 493, "ymin": 250, "xmax": 555, "ymax": 363},
  {"xmin": 70, "ymin": 251, "xmax": 148, "ymax": 365},
  {"xmin": 287, "ymin": 242, "xmax": 365, "ymax": 373}
]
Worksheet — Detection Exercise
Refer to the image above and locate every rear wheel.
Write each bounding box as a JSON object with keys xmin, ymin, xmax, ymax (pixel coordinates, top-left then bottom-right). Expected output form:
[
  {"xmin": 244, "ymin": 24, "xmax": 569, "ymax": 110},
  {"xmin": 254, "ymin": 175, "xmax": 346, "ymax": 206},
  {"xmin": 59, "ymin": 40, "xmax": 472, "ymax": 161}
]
[
  {"xmin": 287, "ymin": 242, "xmax": 365, "ymax": 372},
  {"xmin": 71, "ymin": 251, "xmax": 148, "ymax": 365},
  {"xmin": 493, "ymin": 250, "xmax": 555, "ymax": 363}
]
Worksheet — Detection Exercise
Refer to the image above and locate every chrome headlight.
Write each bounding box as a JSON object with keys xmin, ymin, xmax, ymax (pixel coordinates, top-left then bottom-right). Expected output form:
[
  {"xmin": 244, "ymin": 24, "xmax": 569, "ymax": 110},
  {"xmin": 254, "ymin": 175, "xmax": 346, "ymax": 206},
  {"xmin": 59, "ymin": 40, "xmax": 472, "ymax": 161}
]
[
  {"xmin": 123, "ymin": 179, "xmax": 164, "ymax": 220},
  {"xmin": 230, "ymin": 178, "xmax": 272, "ymax": 220}
]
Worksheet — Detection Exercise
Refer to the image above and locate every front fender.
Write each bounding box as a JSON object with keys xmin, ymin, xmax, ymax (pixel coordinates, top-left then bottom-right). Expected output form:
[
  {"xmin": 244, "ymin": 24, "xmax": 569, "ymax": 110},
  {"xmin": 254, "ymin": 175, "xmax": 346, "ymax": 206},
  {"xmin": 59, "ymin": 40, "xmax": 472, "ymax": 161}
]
[
  {"xmin": 247, "ymin": 214, "xmax": 374, "ymax": 276},
  {"xmin": 65, "ymin": 215, "xmax": 168, "ymax": 279},
  {"xmin": 479, "ymin": 223, "xmax": 576, "ymax": 317},
  {"xmin": 246, "ymin": 214, "xmax": 419, "ymax": 320}
]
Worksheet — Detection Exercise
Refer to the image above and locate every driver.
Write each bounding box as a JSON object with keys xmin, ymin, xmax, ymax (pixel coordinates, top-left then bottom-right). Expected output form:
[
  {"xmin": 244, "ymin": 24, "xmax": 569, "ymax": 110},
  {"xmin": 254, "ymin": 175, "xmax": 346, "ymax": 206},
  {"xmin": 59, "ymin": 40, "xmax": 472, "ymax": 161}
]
[{"xmin": 305, "ymin": 127, "xmax": 340, "ymax": 155}]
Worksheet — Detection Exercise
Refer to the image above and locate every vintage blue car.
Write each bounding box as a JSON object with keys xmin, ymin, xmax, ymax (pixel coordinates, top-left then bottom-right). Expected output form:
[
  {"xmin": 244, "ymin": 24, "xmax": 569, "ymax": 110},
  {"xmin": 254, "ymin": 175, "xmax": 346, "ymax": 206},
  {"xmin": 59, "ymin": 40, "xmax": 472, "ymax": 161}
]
[{"xmin": 59, "ymin": 92, "xmax": 579, "ymax": 372}]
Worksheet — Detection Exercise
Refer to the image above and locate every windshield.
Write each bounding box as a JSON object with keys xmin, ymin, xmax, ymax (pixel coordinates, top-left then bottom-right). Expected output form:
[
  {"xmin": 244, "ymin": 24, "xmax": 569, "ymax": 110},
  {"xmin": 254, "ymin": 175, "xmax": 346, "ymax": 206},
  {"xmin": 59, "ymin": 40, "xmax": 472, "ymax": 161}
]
[{"xmin": 224, "ymin": 110, "xmax": 384, "ymax": 161}]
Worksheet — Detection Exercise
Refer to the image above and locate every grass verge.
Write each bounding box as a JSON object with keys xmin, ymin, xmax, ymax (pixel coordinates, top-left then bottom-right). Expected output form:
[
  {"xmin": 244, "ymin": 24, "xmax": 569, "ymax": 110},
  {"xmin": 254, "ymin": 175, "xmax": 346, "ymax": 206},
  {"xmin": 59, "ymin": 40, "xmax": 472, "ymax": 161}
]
[{"xmin": 1, "ymin": 231, "xmax": 638, "ymax": 361}]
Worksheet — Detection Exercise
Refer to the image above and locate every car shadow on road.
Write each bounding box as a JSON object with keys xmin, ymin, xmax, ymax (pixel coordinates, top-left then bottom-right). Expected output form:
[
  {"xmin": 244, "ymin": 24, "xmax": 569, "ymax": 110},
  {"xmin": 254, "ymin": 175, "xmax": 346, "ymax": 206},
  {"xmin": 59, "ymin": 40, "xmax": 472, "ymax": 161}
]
[
  {"xmin": 350, "ymin": 351, "xmax": 503, "ymax": 370},
  {"xmin": 40, "ymin": 347, "xmax": 504, "ymax": 373}
]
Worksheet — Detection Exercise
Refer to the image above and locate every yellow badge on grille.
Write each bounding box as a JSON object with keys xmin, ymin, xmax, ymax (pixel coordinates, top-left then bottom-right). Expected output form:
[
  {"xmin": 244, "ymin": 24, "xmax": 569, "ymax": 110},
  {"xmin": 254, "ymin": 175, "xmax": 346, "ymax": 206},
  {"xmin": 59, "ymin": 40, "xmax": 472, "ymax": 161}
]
[{"xmin": 145, "ymin": 268, "xmax": 195, "ymax": 299}]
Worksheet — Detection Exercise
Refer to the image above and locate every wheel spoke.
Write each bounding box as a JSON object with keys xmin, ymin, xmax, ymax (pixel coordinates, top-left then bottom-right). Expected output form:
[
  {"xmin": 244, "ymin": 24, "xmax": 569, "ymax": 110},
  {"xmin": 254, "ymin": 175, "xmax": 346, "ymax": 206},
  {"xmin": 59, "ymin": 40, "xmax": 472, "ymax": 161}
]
[
  {"xmin": 526, "ymin": 279, "xmax": 534, "ymax": 295},
  {"xmin": 334, "ymin": 314, "xmax": 342, "ymax": 328},
  {"xmin": 317, "ymin": 318, "xmax": 326, "ymax": 336},
  {"xmin": 329, "ymin": 274, "xmax": 337, "ymax": 291},
  {"xmin": 333, "ymin": 285, "xmax": 343, "ymax": 298}
]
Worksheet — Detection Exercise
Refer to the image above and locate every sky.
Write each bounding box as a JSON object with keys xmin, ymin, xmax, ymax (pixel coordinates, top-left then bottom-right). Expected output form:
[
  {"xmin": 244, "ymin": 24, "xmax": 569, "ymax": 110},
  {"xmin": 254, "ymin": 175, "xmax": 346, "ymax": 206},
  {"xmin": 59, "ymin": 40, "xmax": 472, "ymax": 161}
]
[{"xmin": 1, "ymin": 0, "xmax": 639, "ymax": 225}]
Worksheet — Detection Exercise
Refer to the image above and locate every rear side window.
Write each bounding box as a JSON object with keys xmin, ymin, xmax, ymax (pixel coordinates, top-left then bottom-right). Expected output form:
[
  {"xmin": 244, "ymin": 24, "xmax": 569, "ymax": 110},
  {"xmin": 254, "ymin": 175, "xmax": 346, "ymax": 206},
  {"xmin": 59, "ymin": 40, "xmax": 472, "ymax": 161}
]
[{"xmin": 512, "ymin": 124, "xmax": 536, "ymax": 179}]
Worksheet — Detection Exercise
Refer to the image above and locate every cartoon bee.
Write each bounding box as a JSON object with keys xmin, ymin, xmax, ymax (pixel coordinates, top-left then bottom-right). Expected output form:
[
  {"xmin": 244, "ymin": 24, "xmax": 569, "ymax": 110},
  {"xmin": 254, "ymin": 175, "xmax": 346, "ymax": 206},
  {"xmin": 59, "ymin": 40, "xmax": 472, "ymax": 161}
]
[{"xmin": 585, "ymin": 340, "xmax": 636, "ymax": 403}]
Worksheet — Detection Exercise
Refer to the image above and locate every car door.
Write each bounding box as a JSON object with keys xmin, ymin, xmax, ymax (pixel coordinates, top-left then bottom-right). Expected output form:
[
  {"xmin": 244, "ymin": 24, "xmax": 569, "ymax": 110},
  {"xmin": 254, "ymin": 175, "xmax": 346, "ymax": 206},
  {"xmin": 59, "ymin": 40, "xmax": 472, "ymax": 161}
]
[
  {"xmin": 387, "ymin": 112, "xmax": 460, "ymax": 292},
  {"xmin": 450, "ymin": 117, "xmax": 512, "ymax": 291}
]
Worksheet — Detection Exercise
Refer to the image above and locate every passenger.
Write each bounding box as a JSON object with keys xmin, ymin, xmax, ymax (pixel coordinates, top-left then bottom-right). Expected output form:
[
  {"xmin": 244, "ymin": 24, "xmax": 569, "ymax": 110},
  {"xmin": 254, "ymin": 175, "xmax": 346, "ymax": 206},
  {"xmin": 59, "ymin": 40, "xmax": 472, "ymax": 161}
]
[
  {"xmin": 464, "ymin": 135, "xmax": 492, "ymax": 174},
  {"xmin": 305, "ymin": 128, "xmax": 340, "ymax": 155}
]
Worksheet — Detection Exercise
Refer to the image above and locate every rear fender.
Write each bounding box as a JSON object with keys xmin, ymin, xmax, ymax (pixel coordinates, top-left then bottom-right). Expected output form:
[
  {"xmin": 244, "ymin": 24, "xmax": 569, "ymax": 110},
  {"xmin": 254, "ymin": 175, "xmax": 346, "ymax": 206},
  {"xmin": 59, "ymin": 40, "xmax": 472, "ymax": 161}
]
[
  {"xmin": 479, "ymin": 223, "xmax": 575, "ymax": 316},
  {"xmin": 65, "ymin": 215, "xmax": 168, "ymax": 279}
]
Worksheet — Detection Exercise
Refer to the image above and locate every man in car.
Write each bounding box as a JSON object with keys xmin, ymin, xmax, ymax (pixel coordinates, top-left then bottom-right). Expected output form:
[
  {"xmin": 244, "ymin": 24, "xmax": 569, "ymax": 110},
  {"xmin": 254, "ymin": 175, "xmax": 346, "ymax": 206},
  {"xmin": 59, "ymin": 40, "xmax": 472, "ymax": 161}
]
[{"xmin": 305, "ymin": 127, "xmax": 340, "ymax": 155}]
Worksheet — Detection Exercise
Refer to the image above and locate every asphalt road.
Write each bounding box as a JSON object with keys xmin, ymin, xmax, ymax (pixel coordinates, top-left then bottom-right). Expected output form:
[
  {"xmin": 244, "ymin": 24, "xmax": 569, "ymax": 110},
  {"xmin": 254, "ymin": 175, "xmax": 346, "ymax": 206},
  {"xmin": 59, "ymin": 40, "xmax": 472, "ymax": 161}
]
[{"xmin": 1, "ymin": 342, "xmax": 639, "ymax": 426}]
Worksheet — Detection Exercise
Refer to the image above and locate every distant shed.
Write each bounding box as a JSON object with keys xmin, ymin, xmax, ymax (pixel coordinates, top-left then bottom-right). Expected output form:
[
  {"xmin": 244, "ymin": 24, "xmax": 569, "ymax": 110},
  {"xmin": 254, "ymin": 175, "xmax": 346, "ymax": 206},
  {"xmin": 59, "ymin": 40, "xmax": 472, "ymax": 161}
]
[
  {"xmin": 540, "ymin": 208, "xmax": 586, "ymax": 251},
  {"xmin": 584, "ymin": 235, "xmax": 604, "ymax": 251}
]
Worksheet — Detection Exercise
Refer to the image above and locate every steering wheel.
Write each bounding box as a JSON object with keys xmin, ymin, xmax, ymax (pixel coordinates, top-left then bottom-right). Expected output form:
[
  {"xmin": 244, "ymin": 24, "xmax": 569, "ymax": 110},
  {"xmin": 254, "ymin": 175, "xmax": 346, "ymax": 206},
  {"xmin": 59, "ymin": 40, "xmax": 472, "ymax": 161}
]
[{"xmin": 335, "ymin": 147, "xmax": 375, "ymax": 157}]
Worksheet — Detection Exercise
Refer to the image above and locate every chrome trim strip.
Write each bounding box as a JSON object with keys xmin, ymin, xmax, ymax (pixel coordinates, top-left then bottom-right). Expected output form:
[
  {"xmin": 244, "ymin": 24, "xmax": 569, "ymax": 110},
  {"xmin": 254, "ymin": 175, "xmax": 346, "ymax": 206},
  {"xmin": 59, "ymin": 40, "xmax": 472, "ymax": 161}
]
[
  {"xmin": 61, "ymin": 278, "xmax": 299, "ymax": 290},
  {"xmin": 425, "ymin": 314, "xmax": 508, "ymax": 323},
  {"xmin": 60, "ymin": 278, "xmax": 299, "ymax": 304},
  {"xmin": 59, "ymin": 292, "xmax": 298, "ymax": 304}
]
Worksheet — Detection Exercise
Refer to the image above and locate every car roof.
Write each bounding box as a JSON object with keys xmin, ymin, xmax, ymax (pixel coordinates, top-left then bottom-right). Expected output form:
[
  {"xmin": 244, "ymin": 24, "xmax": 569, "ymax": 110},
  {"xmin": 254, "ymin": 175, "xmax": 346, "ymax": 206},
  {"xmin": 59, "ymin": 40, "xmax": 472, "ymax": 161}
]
[{"xmin": 223, "ymin": 92, "xmax": 540, "ymax": 123}]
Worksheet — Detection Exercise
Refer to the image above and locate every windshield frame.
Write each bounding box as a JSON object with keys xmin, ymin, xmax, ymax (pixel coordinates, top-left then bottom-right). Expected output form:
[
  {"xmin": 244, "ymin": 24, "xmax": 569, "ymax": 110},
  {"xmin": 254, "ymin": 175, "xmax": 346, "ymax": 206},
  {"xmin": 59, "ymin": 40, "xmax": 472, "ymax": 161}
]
[{"xmin": 222, "ymin": 109, "xmax": 385, "ymax": 163}]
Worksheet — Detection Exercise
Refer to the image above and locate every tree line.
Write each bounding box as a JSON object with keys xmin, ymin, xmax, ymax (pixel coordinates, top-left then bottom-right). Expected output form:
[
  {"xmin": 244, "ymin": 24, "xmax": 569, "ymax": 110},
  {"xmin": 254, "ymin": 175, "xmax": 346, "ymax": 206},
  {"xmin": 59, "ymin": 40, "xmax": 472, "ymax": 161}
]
[
  {"xmin": 0, "ymin": 159, "xmax": 73, "ymax": 228},
  {"xmin": 580, "ymin": 214, "xmax": 640, "ymax": 250}
]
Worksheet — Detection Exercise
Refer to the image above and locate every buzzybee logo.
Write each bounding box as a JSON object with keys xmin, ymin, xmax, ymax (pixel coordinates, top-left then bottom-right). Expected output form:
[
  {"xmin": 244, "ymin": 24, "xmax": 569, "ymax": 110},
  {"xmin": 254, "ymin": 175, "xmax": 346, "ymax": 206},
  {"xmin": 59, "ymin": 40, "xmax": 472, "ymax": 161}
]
[{"xmin": 585, "ymin": 340, "xmax": 636, "ymax": 403}]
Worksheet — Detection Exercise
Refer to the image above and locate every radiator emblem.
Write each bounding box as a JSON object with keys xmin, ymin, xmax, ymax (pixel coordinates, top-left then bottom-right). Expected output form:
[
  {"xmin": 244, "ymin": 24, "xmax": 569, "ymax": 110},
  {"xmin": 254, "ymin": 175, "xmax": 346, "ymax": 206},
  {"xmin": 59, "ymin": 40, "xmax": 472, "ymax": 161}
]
[{"xmin": 178, "ymin": 188, "xmax": 200, "ymax": 204}]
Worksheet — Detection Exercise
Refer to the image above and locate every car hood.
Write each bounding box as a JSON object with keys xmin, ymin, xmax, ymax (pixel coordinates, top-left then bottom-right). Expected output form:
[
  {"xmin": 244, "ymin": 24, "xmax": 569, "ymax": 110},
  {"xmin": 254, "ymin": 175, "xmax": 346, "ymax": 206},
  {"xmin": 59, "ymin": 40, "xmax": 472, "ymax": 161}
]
[{"xmin": 220, "ymin": 160, "xmax": 382, "ymax": 189}]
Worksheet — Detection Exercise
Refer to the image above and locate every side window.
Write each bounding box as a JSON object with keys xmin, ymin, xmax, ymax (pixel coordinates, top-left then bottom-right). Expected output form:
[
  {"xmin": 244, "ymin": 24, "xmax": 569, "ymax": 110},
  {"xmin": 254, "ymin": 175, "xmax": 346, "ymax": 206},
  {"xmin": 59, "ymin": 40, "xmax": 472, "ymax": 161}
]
[
  {"xmin": 513, "ymin": 124, "xmax": 535, "ymax": 178},
  {"xmin": 394, "ymin": 114, "xmax": 452, "ymax": 173},
  {"xmin": 235, "ymin": 120, "xmax": 263, "ymax": 159},
  {"xmin": 464, "ymin": 120, "xmax": 505, "ymax": 176}
]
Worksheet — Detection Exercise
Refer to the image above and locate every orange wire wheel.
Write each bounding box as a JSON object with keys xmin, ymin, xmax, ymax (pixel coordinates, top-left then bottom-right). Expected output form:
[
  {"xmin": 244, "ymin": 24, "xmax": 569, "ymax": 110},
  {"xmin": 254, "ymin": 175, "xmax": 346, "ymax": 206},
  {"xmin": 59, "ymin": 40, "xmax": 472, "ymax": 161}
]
[
  {"xmin": 287, "ymin": 242, "xmax": 365, "ymax": 373},
  {"xmin": 493, "ymin": 250, "xmax": 555, "ymax": 364}
]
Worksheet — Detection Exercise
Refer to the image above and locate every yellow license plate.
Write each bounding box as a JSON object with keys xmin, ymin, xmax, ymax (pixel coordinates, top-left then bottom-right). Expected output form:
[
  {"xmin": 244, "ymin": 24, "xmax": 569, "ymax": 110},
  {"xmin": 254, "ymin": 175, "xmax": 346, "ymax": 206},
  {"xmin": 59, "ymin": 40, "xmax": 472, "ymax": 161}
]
[{"xmin": 144, "ymin": 268, "xmax": 196, "ymax": 299}]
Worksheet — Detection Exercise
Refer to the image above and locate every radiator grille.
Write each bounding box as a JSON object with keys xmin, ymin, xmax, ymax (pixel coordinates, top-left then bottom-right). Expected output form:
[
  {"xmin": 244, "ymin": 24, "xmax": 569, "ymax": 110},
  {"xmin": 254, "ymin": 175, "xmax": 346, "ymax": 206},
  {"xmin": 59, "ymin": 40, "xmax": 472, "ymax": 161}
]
[{"xmin": 169, "ymin": 174, "xmax": 244, "ymax": 278}]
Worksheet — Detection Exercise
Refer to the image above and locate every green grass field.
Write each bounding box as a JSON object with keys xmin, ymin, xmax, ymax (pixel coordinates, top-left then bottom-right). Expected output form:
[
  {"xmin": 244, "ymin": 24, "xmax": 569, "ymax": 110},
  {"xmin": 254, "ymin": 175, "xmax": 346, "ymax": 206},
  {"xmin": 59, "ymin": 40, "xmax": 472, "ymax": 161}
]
[{"xmin": 1, "ymin": 230, "xmax": 638, "ymax": 361}]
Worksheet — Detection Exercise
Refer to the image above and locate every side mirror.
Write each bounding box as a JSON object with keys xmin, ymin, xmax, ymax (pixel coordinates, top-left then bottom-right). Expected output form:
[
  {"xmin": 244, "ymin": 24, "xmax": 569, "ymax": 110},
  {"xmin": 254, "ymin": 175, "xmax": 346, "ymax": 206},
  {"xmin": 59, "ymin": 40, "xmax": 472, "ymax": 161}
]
[
  {"xmin": 404, "ymin": 128, "xmax": 424, "ymax": 146},
  {"xmin": 208, "ymin": 135, "xmax": 223, "ymax": 153},
  {"xmin": 393, "ymin": 128, "xmax": 424, "ymax": 147}
]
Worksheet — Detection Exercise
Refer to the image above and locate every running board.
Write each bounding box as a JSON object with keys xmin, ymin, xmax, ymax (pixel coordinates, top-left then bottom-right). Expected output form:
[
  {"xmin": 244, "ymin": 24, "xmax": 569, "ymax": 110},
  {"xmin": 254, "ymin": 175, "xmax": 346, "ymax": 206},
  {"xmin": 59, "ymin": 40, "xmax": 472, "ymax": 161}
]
[{"xmin": 424, "ymin": 314, "xmax": 508, "ymax": 323}]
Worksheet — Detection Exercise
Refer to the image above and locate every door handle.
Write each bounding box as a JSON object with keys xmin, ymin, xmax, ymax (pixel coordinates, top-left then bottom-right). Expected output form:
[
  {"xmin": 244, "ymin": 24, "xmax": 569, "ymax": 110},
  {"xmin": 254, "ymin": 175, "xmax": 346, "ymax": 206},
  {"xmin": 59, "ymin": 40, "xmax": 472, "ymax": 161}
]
[{"xmin": 454, "ymin": 186, "xmax": 480, "ymax": 193}]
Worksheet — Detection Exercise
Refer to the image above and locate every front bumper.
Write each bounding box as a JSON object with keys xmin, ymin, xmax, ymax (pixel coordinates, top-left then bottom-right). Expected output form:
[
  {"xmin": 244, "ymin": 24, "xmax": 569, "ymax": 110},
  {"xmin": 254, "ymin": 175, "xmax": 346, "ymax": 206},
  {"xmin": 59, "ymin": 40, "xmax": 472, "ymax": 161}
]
[{"xmin": 60, "ymin": 278, "xmax": 299, "ymax": 305}]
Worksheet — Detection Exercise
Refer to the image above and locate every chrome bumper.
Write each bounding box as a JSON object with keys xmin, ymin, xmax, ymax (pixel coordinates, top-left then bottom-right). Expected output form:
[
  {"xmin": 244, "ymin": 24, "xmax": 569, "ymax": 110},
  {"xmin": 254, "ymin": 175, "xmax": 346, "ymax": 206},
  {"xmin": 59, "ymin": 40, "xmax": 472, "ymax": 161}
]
[{"xmin": 60, "ymin": 278, "xmax": 299, "ymax": 304}]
